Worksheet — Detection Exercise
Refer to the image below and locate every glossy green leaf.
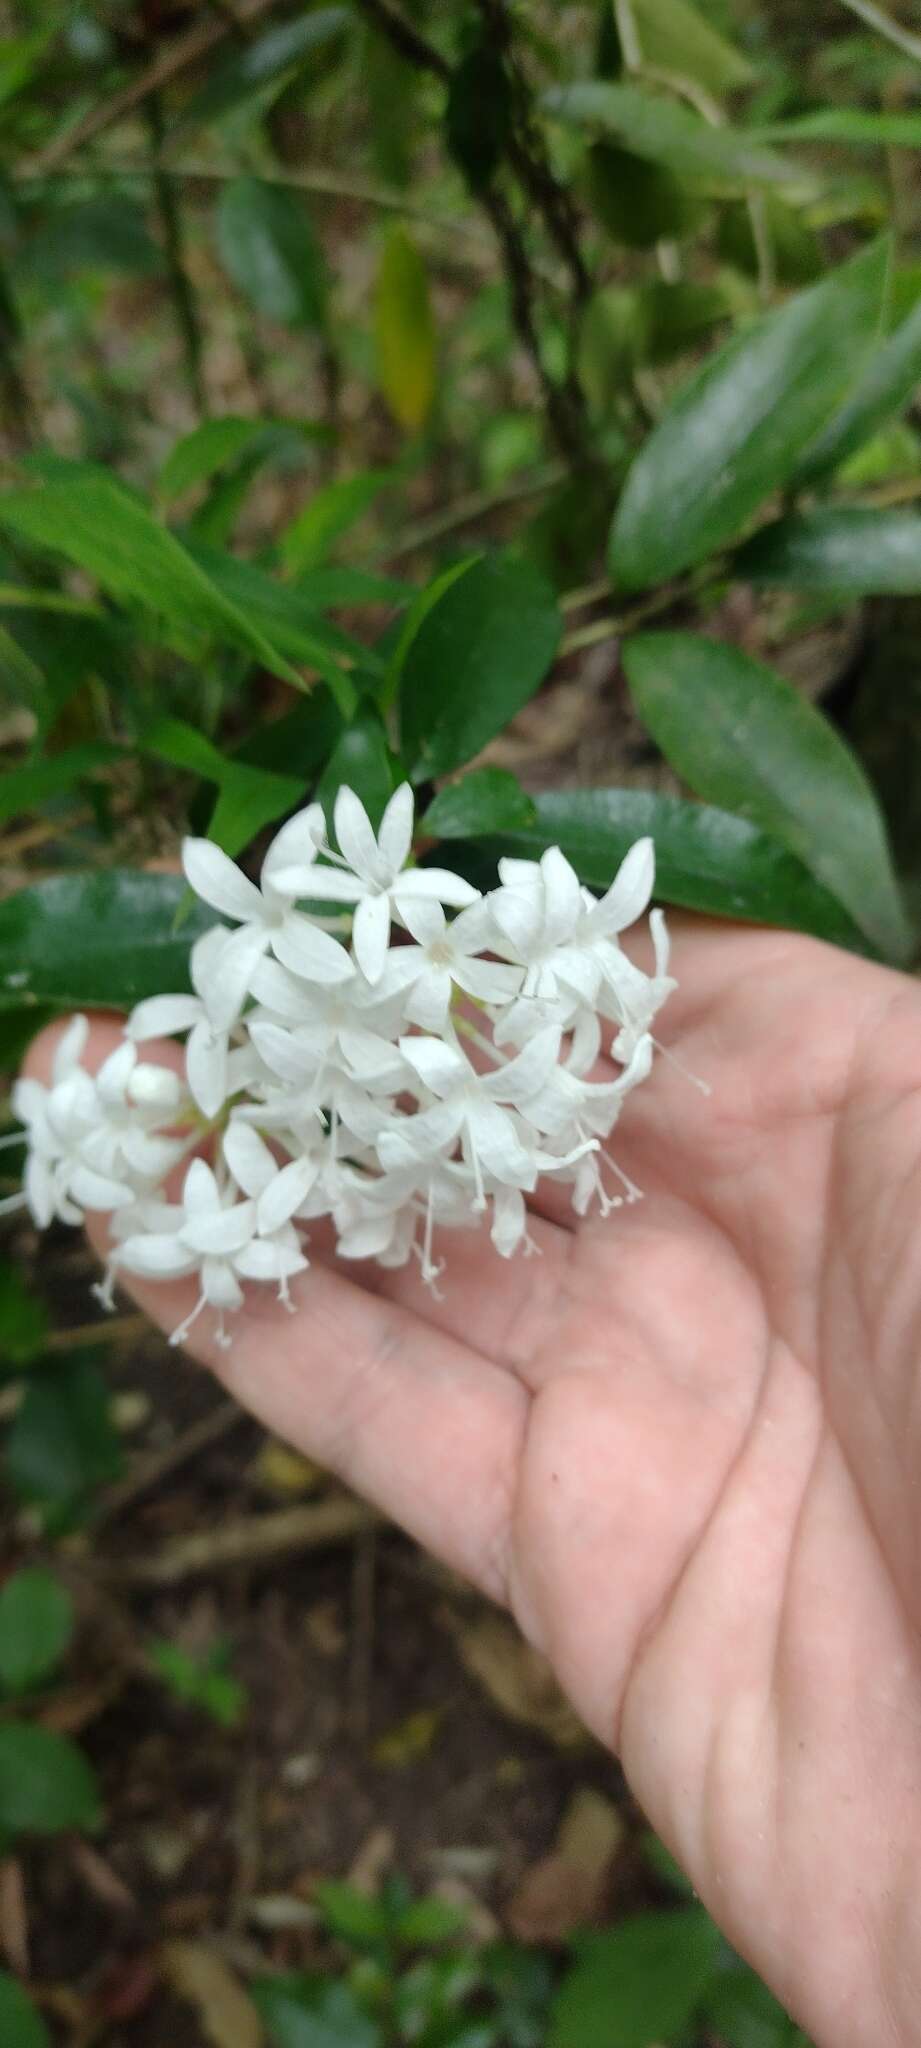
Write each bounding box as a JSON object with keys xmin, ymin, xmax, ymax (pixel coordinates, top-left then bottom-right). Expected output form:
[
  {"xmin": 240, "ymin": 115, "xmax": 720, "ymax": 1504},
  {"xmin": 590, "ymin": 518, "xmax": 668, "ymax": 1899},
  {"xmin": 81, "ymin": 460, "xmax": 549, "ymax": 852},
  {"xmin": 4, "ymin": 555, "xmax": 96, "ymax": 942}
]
[
  {"xmin": 235, "ymin": 690, "xmax": 344, "ymax": 781},
  {"xmin": 0, "ymin": 1723, "xmax": 100, "ymax": 1837},
  {"xmin": 585, "ymin": 142, "xmax": 703, "ymax": 248},
  {"xmin": 6, "ymin": 1359, "xmax": 122, "ymax": 1511},
  {"xmin": 253, "ymin": 1975, "xmax": 382, "ymax": 2048},
  {"xmin": 381, "ymin": 557, "xmax": 476, "ymax": 711},
  {"xmin": 545, "ymin": 81, "xmax": 800, "ymax": 187},
  {"xmin": 549, "ymin": 1909, "xmax": 721, "ymax": 2048},
  {"xmin": 282, "ymin": 471, "xmax": 391, "ymax": 575},
  {"xmin": 178, "ymin": 7, "xmax": 348, "ymax": 132},
  {"xmin": 216, "ymin": 177, "xmax": 326, "ymax": 330},
  {"xmin": 623, "ymin": 631, "xmax": 912, "ymax": 962},
  {"xmin": 0, "ymin": 1570, "xmax": 74, "ymax": 1697},
  {"xmin": 629, "ymin": 0, "xmax": 753, "ymax": 92},
  {"xmin": 292, "ymin": 566, "xmax": 410, "ymax": 608},
  {"xmin": 375, "ymin": 226, "xmax": 437, "ymax": 433},
  {"xmin": 142, "ymin": 717, "xmax": 304, "ymax": 860},
  {"xmin": 0, "ymin": 870, "xmax": 215, "ymax": 1014},
  {"xmin": 159, "ymin": 416, "xmax": 276, "ymax": 500},
  {"xmin": 188, "ymin": 544, "xmax": 362, "ymax": 711},
  {"xmin": 703, "ymin": 1967, "xmax": 797, "ymax": 2048},
  {"xmin": 0, "ymin": 1970, "xmax": 50, "ymax": 2048},
  {"xmin": 794, "ymin": 293, "xmax": 921, "ymax": 483},
  {"xmin": 0, "ymin": 744, "xmax": 117, "ymax": 828},
  {"xmin": 400, "ymin": 555, "xmax": 561, "ymax": 779},
  {"xmin": 0, "ymin": 478, "xmax": 305, "ymax": 687},
  {"xmin": 445, "ymin": 786, "xmax": 869, "ymax": 948},
  {"xmin": 609, "ymin": 239, "xmax": 889, "ymax": 589},
  {"xmin": 318, "ymin": 707, "xmax": 394, "ymax": 834},
  {"xmin": 738, "ymin": 507, "xmax": 921, "ymax": 594},
  {"xmin": 421, "ymin": 768, "xmax": 536, "ymax": 838}
]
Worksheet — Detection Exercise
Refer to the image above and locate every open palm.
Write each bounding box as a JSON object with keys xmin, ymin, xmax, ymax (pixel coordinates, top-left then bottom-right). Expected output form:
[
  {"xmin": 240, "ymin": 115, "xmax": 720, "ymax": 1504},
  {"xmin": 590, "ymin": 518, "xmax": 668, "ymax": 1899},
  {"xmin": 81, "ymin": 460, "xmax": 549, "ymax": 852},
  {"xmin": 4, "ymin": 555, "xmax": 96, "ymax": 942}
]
[{"xmin": 28, "ymin": 922, "xmax": 921, "ymax": 2048}]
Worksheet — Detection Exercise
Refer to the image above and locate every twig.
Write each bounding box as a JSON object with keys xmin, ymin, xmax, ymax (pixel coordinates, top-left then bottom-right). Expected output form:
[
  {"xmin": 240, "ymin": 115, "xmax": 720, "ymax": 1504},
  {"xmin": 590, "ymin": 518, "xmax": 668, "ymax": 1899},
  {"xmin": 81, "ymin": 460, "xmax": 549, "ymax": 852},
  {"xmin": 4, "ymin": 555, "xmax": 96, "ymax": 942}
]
[
  {"xmin": 475, "ymin": 0, "xmax": 590, "ymax": 306},
  {"xmin": 23, "ymin": 0, "xmax": 284, "ymax": 176},
  {"xmin": 46, "ymin": 1313, "xmax": 147, "ymax": 1353},
  {"xmin": 146, "ymin": 95, "xmax": 208, "ymax": 415},
  {"xmin": 558, "ymin": 584, "xmax": 687, "ymax": 655},
  {"xmin": 376, "ymin": 460, "xmax": 564, "ymax": 561},
  {"xmin": 835, "ymin": 0, "xmax": 921, "ymax": 65},
  {"xmin": 113, "ymin": 1496, "xmax": 375, "ymax": 1585},
  {"xmin": 356, "ymin": 0, "xmax": 450, "ymax": 79},
  {"xmin": 97, "ymin": 1398, "xmax": 244, "ymax": 1525}
]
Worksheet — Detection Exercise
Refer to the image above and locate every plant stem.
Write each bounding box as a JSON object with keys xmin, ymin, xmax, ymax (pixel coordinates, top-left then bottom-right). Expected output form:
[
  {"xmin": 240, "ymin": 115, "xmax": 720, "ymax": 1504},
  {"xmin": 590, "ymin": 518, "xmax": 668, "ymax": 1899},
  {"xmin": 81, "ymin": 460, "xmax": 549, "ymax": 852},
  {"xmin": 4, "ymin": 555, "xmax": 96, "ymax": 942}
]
[
  {"xmin": 835, "ymin": 0, "xmax": 921, "ymax": 66},
  {"xmin": 146, "ymin": 96, "xmax": 208, "ymax": 416}
]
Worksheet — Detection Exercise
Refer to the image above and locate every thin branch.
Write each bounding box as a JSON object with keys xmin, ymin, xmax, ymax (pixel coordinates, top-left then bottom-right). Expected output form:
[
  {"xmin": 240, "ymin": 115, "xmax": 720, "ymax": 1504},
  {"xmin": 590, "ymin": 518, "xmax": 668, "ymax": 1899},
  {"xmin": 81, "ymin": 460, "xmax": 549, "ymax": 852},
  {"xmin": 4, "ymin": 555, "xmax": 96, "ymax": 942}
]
[
  {"xmin": 835, "ymin": 0, "xmax": 921, "ymax": 65},
  {"xmin": 23, "ymin": 0, "xmax": 284, "ymax": 176},
  {"xmin": 356, "ymin": 0, "xmax": 450, "ymax": 79},
  {"xmin": 113, "ymin": 1496, "xmax": 375, "ymax": 1585},
  {"xmin": 474, "ymin": 0, "xmax": 590, "ymax": 305},
  {"xmin": 97, "ymin": 1399, "xmax": 244, "ymax": 1526},
  {"xmin": 146, "ymin": 95, "xmax": 208, "ymax": 415},
  {"xmin": 375, "ymin": 460, "xmax": 564, "ymax": 561}
]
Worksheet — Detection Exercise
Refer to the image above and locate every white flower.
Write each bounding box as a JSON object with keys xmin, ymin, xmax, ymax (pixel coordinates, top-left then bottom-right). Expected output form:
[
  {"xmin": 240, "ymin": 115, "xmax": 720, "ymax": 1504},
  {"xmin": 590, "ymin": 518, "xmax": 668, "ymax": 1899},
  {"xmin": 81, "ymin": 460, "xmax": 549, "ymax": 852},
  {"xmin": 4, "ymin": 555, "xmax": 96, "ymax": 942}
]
[
  {"xmin": 269, "ymin": 784, "xmax": 480, "ymax": 984},
  {"xmin": 182, "ymin": 802, "xmax": 353, "ymax": 1028},
  {"xmin": 385, "ymin": 1028, "xmax": 566, "ymax": 1206},
  {"xmin": 114, "ymin": 1157, "xmax": 308, "ymax": 1348},
  {"xmin": 490, "ymin": 839, "xmax": 656, "ymax": 1015},
  {"xmin": 386, "ymin": 898, "xmax": 522, "ymax": 1031},
  {"xmin": 128, "ymin": 926, "xmax": 236, "ymax": 1118},
  {"xmin": 6, "ymin": 1018, "xmax": 184, "ymax": 1227}
]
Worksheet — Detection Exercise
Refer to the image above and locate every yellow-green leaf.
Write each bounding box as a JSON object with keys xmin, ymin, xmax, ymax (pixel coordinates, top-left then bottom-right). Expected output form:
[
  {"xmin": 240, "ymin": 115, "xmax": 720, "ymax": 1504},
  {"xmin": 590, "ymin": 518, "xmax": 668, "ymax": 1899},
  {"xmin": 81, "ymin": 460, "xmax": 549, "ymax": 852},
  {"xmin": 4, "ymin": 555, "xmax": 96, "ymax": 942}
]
[{"xmin": 374, "ymin": 225, "xmax": 436, "ymax": 433}]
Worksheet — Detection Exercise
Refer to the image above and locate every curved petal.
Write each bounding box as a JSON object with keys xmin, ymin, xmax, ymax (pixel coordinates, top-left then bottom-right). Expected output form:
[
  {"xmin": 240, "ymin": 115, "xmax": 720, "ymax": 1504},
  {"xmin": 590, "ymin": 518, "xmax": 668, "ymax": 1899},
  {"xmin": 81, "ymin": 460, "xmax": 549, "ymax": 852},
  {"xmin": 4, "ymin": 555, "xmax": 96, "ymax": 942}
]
[
  {"xmin": 117, "ymin": 1232, "xmax": 198, "ymax": 1278},
  {"xmin": 398, "ymin": 1033, "xmax": 468, "ymax": 1098},
  {"xmin": 182, "ymin": 1156, "xmax": 221, "ymax": 1213},
  {"xmin": 222, "ymin": 1119, "xmax": 278, "ymax": 1197},
  {"xmin": 256, "ymin": 1155, "xmax": 318, "ymax": 1233},
  {"xmin": 453, "ymin": 957, "xmax": 523, "ymax": 1006},
  {"xmin": 202, "ymin": 1257, "xmax": 245, "ymax": 1311},
  {"xmin": 249, "ymin": 1019, "xmax": 313, "ymax": 1088},
  {"xmin": 68, "ymin": 1163, "xmax": 135, "ymax": 1212},
  {"xmin": 592, "ymin": 836, "xmax": 655, "ymax": 935},
  {"xmin": 181, "ymin": 1199, "xmax": 257, "ymax": 1257},
  {"xmin": 207, "ymin": 923, "xmax": 271, "ymax": 1031},
  {"xmin": 261, "ymin": 803, "xmax": 325, "ymax": 885},
  {"xmin": 128, "ymin": 994, "xmax": 201, "ymax": 1042},
  {"xmin": 334, "ymin": 785, "xmax": 378, "ymax": 880},
  {"xmin": 182, "ymin": 839, "xmax": 264, "ymax": 923},
  {"xmin": 377, "ymin": 782, "xmax": 414, "ymax": 876},
  {"xmin": 394, "ymin": 869, "xmax": 478, "ymax": 910},
  {"xmin": 352, "ymin": 892, "xmax": 392, "ymax": 984},
  {"xmin": 540, "ymin": 847, "xmax": 583, "ymax": 950},
  {"xmin": 272, "ymin": 913, "xmax": 354, "ymax": 986},
  {"xmin": 395, "ymin": 895, "xmax": 445, "ymax": 947},
  {"xmin": 234, "ymin": 1237, "xmax": 308, "ymax": 1284},
  {"xmin": 403, "ymin": 967, "xmax": 452, "ymax": 1033},
  {"xmin": 186, "ymin": 1018, "xmax": 228, "ymax": 1120},
  {"xmin": 52, "ymin": 1013, "xmax": 89, "ymax": 1085}
]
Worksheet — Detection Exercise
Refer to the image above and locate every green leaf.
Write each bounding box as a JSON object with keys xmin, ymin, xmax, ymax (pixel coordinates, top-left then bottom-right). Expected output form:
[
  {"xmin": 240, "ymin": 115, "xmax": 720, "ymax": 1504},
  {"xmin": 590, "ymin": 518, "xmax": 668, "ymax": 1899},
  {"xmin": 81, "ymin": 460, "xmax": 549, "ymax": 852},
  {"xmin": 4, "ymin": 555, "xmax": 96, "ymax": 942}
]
[
  {"xmin": 716, "ymin": 195, "xmax": 823, "ymax": 287},
  {"xmin": 318, "ymin": 707, "xmax": 394, "ymax": 834},
  {"xmin": 585, "ymin": 142, "xmax": 703, "ymax": 248},
  {"xmin": 375, "ymin": 226, "xmax": 437, "ymax": 433},
  {"xmin": 444, "ymin": 787, "xmax": 870, "ymax": 949},
  {"xmin": 395, "ymin": 1895, "xmax": 468, "ymax": 1947},
  {"xmin": 0, "ymin": 477, "xmax": 305, "ymax": 688},
  {"xmin": 421, "ymin": 768, "xmax": 536, "ymax": 838},
  {"xmin": 0, "ymin": 1723, "xmax": 100, "ymax": 1838},
  {"xmin": 629, "ymin": 0, "xmax": 753, "ymax": 93},
  {"xmin": 6, "ymin": 1359, "xmax": 122, "ymax": 1511},
  {"xmin": 186, "ymin": 544, "xmax": 363, "ymax": 711},
  {"xmin": 0, "ymin": 1570, "xmax": 74, "ymax": 1696},
  {"xmin": 548, "ymin": 1908, "xmax": 721, "ymax": 2048},
  {"xmin": 149, "ymin": 1640, "xmax": 247, "ymax": 1728},
  {"xmin": 609, "ymin": 239, "xmax": 890, "ymax": 589},
  {"xmin": 0, "ymin": 1970, "xmax": 50, "ymax": 2048},
  {"xmin": 314, "ymin": 1880, "xmax": 390, "ymax": 1949},
  {"xmin": 445, "ymin": 42, "xmax": 513, "ymax": 190},
  {"xmin": 253, "ymin": 1975, "xmax": 382, "ymax": 2048},
  {"xmin": 737, "ymin": 507, "xmax": 921, "ymax": 594},
  {"xmin": 622, "ymin": 631, "xmax": 912, "ymax": 962},
  {"xmin": 0, "ymin": 1262, "xmax": 48, "ymax": 1371},
  {"xmin": 177, "ymin": 7, "xmax": 349, "ymax": 132},
  {"xmin": 703, "ymin": 1966, "xmax": 797, "ymax": 2048},
  {"xmin": 636, "ymin": 279, "xmax": 730, "ymax": 364},
  {"xmin": 794, "ymin": 293, "xmax": 921, "ymax": 484},
  {"xmin": 0, "ymin": 744, "xmax": 117, "ymax": 830},
  {"xmin": 141, "ymin": 717, "xmax": 303, "ymax": 860},
  {"xmin": 159, "ymin": 416, "xmax": 278, "ymax": 500},
  {"xmin": 381, "ymin": 557, "xmax": 475, "ymax": 711},
  {"xmin": 758, "ymin": 109, "xmax": 921, "ymax": 149},
  {"xmin": 292, "ymin": 566, "xmax": 410, "ymax": 608},
  {"xmin": 216, "ymin": 177, "xmax": 326, "ymax": 330},
  {"xmin": 234, "ymin": 690, "xmax": 344, "ymax": 781},
  {"xmin": 545, "ymin": 81, "xmax": 801, "ymax": 188},
  {"xmin": 0, "ymin": 870, "xmax": 215, "ymax": 1014},
  {"xmin": 17, "ymin": 196, "xmax": 163, "ymax": 281},
  {"xmin": 399, "ymin": 555, "xmax": 561, "ymax": 779},
  {"xmin": 282, "ymin": 472, "xmax": 391, "ymax": 575}
]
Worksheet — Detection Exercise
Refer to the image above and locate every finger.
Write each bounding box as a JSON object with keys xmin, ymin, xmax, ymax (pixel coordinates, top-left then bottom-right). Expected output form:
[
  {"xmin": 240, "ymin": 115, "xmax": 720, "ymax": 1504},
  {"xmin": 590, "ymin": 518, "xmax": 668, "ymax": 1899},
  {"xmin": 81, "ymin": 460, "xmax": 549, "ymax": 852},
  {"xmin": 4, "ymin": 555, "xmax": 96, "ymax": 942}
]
[{"xmin": 23, "ymin": 1017, "xmax": 530, "ymax": 1604}]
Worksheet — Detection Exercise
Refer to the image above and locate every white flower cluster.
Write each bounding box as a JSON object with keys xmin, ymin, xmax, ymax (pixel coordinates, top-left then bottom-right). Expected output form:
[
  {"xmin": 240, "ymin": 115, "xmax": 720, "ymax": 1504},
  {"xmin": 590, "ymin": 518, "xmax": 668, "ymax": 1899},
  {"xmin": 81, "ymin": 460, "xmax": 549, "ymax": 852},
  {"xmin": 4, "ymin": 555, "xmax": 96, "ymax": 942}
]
[{"xmin": 4, "ymin": 785, "xmax": 676, "ymax": 1348}]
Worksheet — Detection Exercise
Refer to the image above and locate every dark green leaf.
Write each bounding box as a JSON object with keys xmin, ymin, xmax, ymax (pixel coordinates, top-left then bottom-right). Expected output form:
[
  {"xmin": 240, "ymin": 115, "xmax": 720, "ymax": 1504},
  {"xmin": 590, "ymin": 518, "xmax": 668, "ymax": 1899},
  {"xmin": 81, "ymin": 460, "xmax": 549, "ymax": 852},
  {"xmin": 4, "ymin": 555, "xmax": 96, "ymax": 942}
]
[
  {"xmin": 282, "ymin": 472, "xmax": 391, "ymax": 575},
  {"xmin": 141, "ymin": 717, "xmax": 303, "ymax": 860},
  {"xmin": 0, "ymin": 1569, "xmax": 74, "ymax": 1696},
  {"xmin": 0, "ymin": 870, "xmax": 215, "ymax": 1014},
  {"xmin": 0, "ymin": 1970, "xmax": 50, "ymax": 2048},
  {"xmin": 421, "ymin": 768, "xmax": 536, "ymax": 838},
  {"xmin": 314, "ymin": 1880, "xmax": 390, "ymax": 1949},
  {"xmin": 0, "ymin": 478, "xmax": 305, "ymax": 687},
  {"xmin": 545, "ymin": 81, "xmax": 801, "ymax": 187},
  {"xmin": 716, "ymin": 196, "xmax": 823, "ymax": 287},
  {"xmin": 548, "ymin": 1908, "xmax": 720, "ymax": 2048},
  {"xmin": 622, "ymin": 631, "xmax": 911, "ymax": 962},
  {"xmin": 609, "ymin": 240, "xmax": 889, "ymax": 589},
  {"xmin": 703, "ymin": 1966, "xmax": 797, "ymax": 2048},
  {"xmin": 6, "ymin": 1359, "xmax": 122, "ymax": 1510},
  {"xmin": 444, "ymin": 787, "xmax": 870, "ymax": 948},
  {"xmin": 400, "ymin": 555, "xmax": 561, "ymax": 779},
  {"xmin": 234, "ymin": 690, "xmax": 344, "ymax": 781},
  {"xmin": 293, "ymin": 566, "xmax": 410, "ymax": 608},
  {"xmin": 0, "ymin": 1723, "xmax": 99, "ymax": 1837},
  {"xmin": 794, "ymin": 294, "xmax": 921, "ymax": 483},
  {"xmin": 636, "ymin": 279, "xmax": 731, "ymax": 364},
  {"xmin": 178, "ymin": 7, "xmax": 348, "ymax": 132},
  {"xmin": 318, "ymin": 708, "xmax": 394, "ymax": 834},
  {"xmin": 17, "ymin": 196, "xmax": 163, "ymax": 281},
  {"xmin": 585, "ymin": 143, "xmax": 703, "ymax": 247},
  {"xmin": 186, "ymin": 544, "xmax": 363, "ymax": 711},
  {"xmin": 446, "ymin": 43, "xmax": 513, "ymax": 191},
  {"xmin": 738, "ymin": 507, "xmax": 921, "ymax": 594},
  {"xmin": 375, "ymin": 226, "xmax": 436, "ymax": 433},
  {"xmin": 253, "ymin": 1974, "xmax": 382, "ymax": 2048},
  {"xmin": 0, "ymin": 1262, "xmax": 48, "ymax": 1371},
  {"xmin": 0, "ymin": 744, "xmax": 117, "ymax": 829},
  {"xmin": 159, "ymin": 416, "xmax": 277, "ymax": 500},
  {"xmin": 216, "ymin": 177, "xmax": 326, "ymax": 330}
]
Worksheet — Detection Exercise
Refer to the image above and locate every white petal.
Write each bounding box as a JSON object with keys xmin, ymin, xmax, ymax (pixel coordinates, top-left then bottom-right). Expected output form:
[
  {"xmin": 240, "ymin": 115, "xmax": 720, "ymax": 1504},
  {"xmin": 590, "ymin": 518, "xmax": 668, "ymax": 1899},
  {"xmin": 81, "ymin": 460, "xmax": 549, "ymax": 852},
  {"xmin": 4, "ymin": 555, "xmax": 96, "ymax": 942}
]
[
  {"xmin": 398, "ymin": 1034, "xmax": 468, "ymax": 1098},
  {"xmin": 465, "ymin": 1099, "xmax": 533, "ymax": 1181},
  {"xmin": 269, "ymin": 864, "xmax": 364, "ymax": 904},
  {"xmin": 234, "ymin": 1238, "xmax": 307, "ymax": 1283},
  {"xmin": 209, "ymin": 922, "xmax": 272, "ymax": 1031},
  {"xmin": 540, "ymin": 847, "xmax": 583, "ymax": 948},
  {"xmin": 394, "ymin": 868, "xmax": 478, "ymax": 909},
  {"xmin": 593, "ymin": 837, "xmax": 655, "ymax": 934},
  {"xmin": 186, "ymin": 1019, "xmax": 228, "ymax": 1120},
  {"xmin": 352, "ymin": 892, "xmax": 392, "ymax": 984},
  {"xmin": 395, "ymin": 895, "xmax": 445, "ymax": 947},
  {"xmin": 24, "ymin": 1154, "xmax": 54, "ymax": 1228},
  {"xmin": 453, "ymin": 958, "xmax": 523, "ymax": 1006},
  {"xmin": 68, "ymin": 1163, "xmax": 135, "ymax": 1212},
  {"xmin": 223, "ymin": 1120, "xmax": 278, "ymax": 1197},
  {"xmin": 129, "ymin": 1062, "xmax": 183, "ymax": 1114},
  {"xmin": 272, "ymin": 913, "xmax": 354, "ymax": 986},
  {"xmin": 128, "ymin": 994, "xmax": 200, "ymax": 1042},
  {"xmin": 334, "ymin": 785, "xmax": 378, "ymax": 879},
  {"xmin": 256, "ymin": 1156, "xmax": 317, "ymax": 1233},
  {"xmin": 491, "ymin": 1185, "xmax": 527, "ymax": 1259},
  {"xmin": 490, "ymin": 885, "xmax": 543, "ymax": 958},
  {"xmin": 183, "ymin": 1157, "xmax": 221, "ymax": 1214},
  {"xmin": 403, "ymin": 967, "xmax": 452, "ymax": 1032},
  {"xmin": 202, "ymin": 1256, "xmax": 245, "ymax": 1310},
  {"xmin": 261, "ymin": 803, "xmax": 325, "ymax": 885},
  {"xmin": 52, "ymin": 1014, "xmax": 89, "ymax": 1085},
  {"xmin": 182, "ymin": 838, "xmax": 264, "ymax": 923},
  {"xmin": 249, "ymin": 956, "xmax": 314, "ymax": 1020},
  {"xmin": 377, "ymin": 782, "xmax": 414, "ymax": 875},
  {"xmin": 249, "ymin": 1019, "xmax": 313, "ymax": 1088},
  {"xmin": 119, "ymin": 1128, "xmax": 182, "ymax": 1179},
  {"xmin": 484, "ymin": 1025, "xmax": 561, "ymax": 1105},
  {"xmin": 182, "ymin": 1199, "xmax": 257, "ymax": 1257},
  {"xmin": 117, "ymin": 1232, "xmax": 198, "ymax": 1278},
  {"xmin": 651, "ymin": 906, "xmax": 671, "ymax": 979},
  {"xmin": 337, "ymin": 1214, "xmax": 396, "ymax": 1260}
]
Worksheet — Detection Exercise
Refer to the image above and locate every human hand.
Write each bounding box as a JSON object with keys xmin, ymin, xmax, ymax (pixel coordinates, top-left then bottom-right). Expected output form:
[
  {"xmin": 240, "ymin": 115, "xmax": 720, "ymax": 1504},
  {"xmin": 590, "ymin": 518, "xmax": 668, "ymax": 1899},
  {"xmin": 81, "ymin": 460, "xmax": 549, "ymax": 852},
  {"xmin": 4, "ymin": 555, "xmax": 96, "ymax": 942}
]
[{"xmin": 24, "ymin": 921, "xmax": 921, "ymax": 2047}]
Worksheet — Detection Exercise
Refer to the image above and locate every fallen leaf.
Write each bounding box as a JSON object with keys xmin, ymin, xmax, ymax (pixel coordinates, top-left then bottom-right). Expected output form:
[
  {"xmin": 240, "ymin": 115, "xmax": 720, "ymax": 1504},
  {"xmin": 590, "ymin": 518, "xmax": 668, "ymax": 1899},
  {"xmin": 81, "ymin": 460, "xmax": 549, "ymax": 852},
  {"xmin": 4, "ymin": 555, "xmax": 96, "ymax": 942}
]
[
  {"xmin": 0, "ymin": 1856, "xmax": 28, "ymax": 1976},
  {"xmin": 507, "ymin": 1788, "xmax": 624, "ymax": 1943},
  {"xmin": 348, "ymin": 1826, "xmax": 395, "ymax": 1894},
  {"xmin": 161, "ymin": 1941, "xmax": 264, "ymax": 2048},
  {"xmin": 448, "ymin": 1613, "xmax": 586, "ymax": 1747},
  {"xmin": 373, "ymin": 1707, "xmax": 441, "ymax": 1768},
  {"xmin": 252, "ymin": 1439, "xmax": 322, "ymax": 1498}
]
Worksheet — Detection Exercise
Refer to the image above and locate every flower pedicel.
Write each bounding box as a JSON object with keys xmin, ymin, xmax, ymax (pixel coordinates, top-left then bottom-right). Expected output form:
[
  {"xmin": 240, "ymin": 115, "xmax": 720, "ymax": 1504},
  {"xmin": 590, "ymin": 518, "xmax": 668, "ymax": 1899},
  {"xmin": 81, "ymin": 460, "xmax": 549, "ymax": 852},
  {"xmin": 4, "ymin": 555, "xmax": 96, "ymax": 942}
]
[{"xmin": 4, "ymin": 785, "xmax": 678, "ymax": 1347}]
